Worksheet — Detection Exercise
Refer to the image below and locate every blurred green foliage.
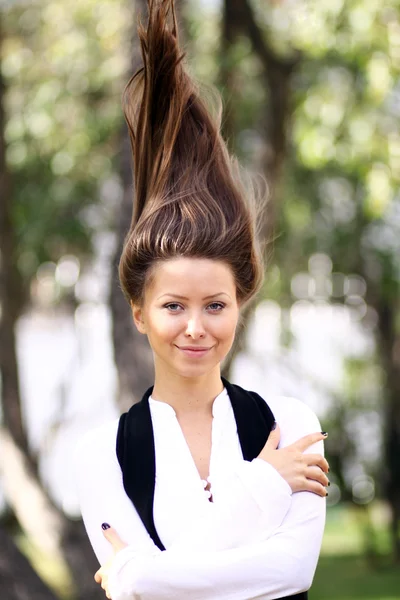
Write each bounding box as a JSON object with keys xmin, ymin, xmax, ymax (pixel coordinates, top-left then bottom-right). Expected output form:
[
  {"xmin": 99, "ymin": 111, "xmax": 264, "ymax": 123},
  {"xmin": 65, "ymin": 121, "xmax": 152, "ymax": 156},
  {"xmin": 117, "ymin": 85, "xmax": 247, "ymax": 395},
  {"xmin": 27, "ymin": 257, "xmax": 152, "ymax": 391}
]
[
  {"xmin": 2, "ymin": 0, "xmax": 129, "ymax": 288},
  {"xmin": 4, "ymin": 0, "xmax": 398, "ymax": 304},
  {"xmin": 310, "ymin": 501, "xmax": 400, "ymax": 599},
  {"xmin": 188, "ymin": 0, "xmax": 400, "ymax": 301}
]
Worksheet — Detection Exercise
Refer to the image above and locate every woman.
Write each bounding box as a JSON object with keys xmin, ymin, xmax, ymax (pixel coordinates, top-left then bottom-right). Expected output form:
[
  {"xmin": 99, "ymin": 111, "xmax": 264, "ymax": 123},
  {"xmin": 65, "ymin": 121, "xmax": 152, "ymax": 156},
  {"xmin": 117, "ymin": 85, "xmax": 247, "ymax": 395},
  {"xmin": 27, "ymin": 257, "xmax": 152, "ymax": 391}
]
[{"xmin": 74, "ymin": 1, "xmax": 329, "ymax": 599}]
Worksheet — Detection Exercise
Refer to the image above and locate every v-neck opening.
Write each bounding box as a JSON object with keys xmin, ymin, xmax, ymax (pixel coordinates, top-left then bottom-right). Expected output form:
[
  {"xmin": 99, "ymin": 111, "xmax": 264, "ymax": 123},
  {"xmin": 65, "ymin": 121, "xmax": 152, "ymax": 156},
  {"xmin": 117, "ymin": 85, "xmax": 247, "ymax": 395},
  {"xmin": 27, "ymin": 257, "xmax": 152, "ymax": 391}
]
[
  {"xmin": 148, "ymin": 386, "xmax": 228, "ymax": 416},
  {"xmin": 149, "ymin": 387, "xmax": 230, "ymax": 503}
]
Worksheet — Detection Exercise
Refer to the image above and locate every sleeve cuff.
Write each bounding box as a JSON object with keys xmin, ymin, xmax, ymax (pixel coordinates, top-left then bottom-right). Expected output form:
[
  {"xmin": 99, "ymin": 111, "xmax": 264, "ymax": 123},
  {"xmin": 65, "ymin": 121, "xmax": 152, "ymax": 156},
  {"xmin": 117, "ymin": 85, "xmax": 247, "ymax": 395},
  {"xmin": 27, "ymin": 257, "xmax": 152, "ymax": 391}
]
[
  {"xmin": 240, "ymin": 457, "xmax": 293, "ymax": 503},
  {"xmin": 108, "ymin": 546, "xmax": 160, "ymax": 600},
  {"xmin": 229, "ymin": 458, "xmax": 292, "ymax": 542}
]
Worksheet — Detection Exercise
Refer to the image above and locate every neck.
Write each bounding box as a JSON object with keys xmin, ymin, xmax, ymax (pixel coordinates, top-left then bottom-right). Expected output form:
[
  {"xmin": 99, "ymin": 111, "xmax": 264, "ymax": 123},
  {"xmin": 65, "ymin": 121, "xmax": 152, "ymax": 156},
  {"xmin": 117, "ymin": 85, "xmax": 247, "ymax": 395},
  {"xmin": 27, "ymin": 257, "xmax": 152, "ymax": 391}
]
[{"xmin": 151, "ymin": 365, "xmax": 224, "ymax": 416}]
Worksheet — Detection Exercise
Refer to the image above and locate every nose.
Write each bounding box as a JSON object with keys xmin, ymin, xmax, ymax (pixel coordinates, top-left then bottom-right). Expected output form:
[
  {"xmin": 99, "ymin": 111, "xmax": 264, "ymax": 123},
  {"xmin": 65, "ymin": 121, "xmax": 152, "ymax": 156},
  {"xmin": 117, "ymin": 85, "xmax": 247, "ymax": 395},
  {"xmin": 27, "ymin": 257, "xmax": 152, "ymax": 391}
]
[{"xmin": 185, "ymin": 312, "xmax": 206, "ymax": 339}]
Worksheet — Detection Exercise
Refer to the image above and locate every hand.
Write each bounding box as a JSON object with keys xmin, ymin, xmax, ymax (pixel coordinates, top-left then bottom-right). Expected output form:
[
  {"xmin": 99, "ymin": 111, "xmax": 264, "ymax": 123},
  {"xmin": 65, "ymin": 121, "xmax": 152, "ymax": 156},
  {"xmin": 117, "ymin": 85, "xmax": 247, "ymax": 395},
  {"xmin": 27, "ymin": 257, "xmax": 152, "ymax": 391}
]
[
  {"xmin": 257, "ymin": 424, "xmax": 330, "ymax": 497},
  {"xmin": 94, "ymin": 524, "xmax": 128, "ymax": 599}
]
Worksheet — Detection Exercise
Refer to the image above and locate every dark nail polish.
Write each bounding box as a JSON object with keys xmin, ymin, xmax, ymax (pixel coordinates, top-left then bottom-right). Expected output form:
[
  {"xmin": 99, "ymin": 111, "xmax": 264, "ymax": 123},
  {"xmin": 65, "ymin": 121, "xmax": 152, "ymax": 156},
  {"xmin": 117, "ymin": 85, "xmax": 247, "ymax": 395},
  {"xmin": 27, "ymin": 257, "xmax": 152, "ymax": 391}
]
[
  {"xmin": 101, "ymin": 523, "xmax": 110, "ymax": 530},
  {"xmin": 321, "ymin": 431, "xmax": 328, "ymax": 436},
  {"xmin": 326, "ymin": 493, "xmax": 329, "ymax": 497},
  {"xmin": 272, "ymin": 421, "xmax": 277, "ymax": 430},
  {"xmin": 328, "ymin": 482, "xmax": 331, "ymax": 486}
]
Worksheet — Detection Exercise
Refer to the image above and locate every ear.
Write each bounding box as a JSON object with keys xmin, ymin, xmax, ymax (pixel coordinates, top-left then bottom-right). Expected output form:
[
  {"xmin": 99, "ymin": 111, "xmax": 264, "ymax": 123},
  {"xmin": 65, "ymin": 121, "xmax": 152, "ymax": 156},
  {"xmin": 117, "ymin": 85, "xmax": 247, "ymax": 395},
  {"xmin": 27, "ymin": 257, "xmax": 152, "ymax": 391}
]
[{"xmin": 130, "ymin": 301, "xmax": 146, "ymax": 334}]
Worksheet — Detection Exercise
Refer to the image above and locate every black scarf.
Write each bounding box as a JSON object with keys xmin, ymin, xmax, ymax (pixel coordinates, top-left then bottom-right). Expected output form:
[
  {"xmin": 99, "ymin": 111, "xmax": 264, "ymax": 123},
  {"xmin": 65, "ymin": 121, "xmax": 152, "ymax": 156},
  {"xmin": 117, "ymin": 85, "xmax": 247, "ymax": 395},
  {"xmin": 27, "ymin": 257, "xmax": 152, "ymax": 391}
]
[{"xmin": 116, "ymin": 376, "xmax": 308, "ymax": 600}]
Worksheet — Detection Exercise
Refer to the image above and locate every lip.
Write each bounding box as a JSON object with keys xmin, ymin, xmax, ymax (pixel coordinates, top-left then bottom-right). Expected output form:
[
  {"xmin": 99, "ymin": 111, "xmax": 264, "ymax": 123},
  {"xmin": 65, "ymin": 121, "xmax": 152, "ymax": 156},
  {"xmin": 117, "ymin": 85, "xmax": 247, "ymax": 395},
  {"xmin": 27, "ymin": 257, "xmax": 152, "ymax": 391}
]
[
  {"xmin": 178, "ymin": 346, "xmax": 211, "ymax": 350},
  {"xmin": 176, "ymin": 346, "xmax": 212, "ymax": 357}
]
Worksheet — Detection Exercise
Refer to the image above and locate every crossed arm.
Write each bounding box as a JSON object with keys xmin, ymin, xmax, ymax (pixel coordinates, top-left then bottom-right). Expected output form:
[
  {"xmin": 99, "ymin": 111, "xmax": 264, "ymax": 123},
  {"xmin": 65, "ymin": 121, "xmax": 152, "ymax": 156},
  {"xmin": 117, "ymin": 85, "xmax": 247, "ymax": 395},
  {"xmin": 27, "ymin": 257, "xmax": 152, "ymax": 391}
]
[{"xmin": 74, "ymin": 397, "xmax": 326, "ymax": 600}]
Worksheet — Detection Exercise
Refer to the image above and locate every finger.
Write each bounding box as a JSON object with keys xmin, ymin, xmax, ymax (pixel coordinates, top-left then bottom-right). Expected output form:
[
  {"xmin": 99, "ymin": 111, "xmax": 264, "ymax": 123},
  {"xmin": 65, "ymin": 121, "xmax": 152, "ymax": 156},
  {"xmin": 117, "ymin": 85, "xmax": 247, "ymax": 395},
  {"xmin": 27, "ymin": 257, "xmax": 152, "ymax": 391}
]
[
  {"xmin": 304, "ymin": 453, "xmax": 330, "ymax": 473},
  {"xmin": 265, "ymin": 422, "xmax": 281, "ymax": 450},
  {"xmin": 102, "ymin": 524, "xmax": 128, "ymax": 552},
  {"xmin": 103, "ymin": 578, "xmax": 111, "ymax": 599},
  {"xmin": 305, "ymin": 466, "xmax": 330, "ymax": 487},
  {"xmin": 293, "ymin": 431, "xmax": 327, "ymax": 452},
  {"xmin": 94, "ymin": 570, "xmax": 102, "ymax": 584},
  {"xmin": 300, "ymin": 478, "xmax": 328, "ymax": 497}
]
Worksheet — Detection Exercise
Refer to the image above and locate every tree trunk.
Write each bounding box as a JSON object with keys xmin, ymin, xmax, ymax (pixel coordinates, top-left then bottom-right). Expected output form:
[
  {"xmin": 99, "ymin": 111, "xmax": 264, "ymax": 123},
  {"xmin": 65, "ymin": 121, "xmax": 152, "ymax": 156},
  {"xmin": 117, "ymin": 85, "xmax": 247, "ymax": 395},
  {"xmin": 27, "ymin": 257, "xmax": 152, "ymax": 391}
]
[
  {"xmin": 221, "ymin": 0, "xmax": 299, "ymax": 377},
  {"xmin": 109, "ymin": 131, "xmax": 155, "ymax": 412},
  {"xmin": 0, "ymin": 15, "xmax": 106, "ymax": 598},
  {"xmin": 219, "ymin": 0, "xmax": 240, "ymax": 147},
  {"xmin": 0, "ymin": 527, "xmax": 58, "ymax": 600},
  {"xmin": 0, "ymin": 13, "xmax": 31, "ymax": 460},
  {"xmin": 110, "ymin": 0, "xmax": 155, "ymax": 413},
  {"xmin": 0, "ymin": 427, "xmax": 104, "ymax": 599},
  {"xmin": 376, "ymin": 297, "xmax": 400, "ymax": 562}
]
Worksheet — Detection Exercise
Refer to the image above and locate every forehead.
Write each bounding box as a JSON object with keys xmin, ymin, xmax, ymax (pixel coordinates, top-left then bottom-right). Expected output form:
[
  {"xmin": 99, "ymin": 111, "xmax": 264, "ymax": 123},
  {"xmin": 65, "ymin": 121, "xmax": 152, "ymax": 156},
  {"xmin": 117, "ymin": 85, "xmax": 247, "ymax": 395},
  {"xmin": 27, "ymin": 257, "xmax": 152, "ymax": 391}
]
[{"xmin": 147, "ymin": 257, "xmax": 236, "ymax": 298}]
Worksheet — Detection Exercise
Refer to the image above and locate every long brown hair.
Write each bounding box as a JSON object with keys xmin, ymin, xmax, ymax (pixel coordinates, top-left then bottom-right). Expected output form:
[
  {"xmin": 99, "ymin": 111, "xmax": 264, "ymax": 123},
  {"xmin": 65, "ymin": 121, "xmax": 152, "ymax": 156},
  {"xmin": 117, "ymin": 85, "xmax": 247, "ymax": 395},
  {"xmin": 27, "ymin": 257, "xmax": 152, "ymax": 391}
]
[{"xmin": 119, "ymin": 0, "xmax": 265, "ymax": 309}]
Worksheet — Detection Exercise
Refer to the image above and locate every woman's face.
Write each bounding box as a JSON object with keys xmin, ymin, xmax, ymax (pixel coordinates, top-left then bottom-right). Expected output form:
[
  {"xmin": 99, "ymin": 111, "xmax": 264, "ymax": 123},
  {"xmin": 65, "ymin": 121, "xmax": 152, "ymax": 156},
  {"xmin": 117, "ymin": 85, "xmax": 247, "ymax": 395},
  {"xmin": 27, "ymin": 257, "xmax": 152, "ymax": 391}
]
[{"xmin": 131, "ymin": 257, "xmax": 240, "ymax": 380}]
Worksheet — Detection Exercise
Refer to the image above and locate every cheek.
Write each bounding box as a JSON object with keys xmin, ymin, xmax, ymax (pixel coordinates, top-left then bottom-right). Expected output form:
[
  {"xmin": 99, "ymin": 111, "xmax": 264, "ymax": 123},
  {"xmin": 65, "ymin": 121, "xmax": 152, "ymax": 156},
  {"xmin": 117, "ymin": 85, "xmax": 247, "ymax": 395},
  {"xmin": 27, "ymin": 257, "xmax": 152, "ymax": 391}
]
[
  {"xmin": 212, "ymin": 312, "xmax": 239, "ymax": 340},
  {"xmin": 149, "ymin": 313, "xmax": 182, "ymax": 342}
]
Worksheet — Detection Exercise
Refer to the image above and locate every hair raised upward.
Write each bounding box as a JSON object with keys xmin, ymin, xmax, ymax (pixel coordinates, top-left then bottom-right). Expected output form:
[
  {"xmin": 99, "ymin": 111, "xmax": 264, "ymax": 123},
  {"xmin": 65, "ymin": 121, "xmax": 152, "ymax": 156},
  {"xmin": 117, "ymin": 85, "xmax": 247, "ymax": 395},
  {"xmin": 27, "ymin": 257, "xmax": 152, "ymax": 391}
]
[{"xmin": 119, "ymin": 0, "xmax": 265, "ymax": 308}]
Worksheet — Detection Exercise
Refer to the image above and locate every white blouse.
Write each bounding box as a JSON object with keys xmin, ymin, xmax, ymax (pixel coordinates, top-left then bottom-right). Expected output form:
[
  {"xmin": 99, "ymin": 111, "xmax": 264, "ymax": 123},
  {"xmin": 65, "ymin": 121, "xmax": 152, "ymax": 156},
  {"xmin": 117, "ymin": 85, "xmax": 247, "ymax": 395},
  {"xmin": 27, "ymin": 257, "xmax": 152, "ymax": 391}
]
[{"xmin": 73, "ymin": 386, "xmax": 326, "ymax": 600}]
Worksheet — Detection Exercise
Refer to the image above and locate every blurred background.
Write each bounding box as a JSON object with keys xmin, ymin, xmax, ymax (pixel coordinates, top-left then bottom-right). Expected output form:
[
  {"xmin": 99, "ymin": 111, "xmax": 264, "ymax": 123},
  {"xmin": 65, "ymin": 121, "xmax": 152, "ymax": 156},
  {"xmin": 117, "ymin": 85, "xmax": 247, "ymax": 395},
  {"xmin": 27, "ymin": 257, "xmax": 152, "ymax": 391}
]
[{"xmin": 0, "ymin": 0, "xmax": 399, "ymax": 598}]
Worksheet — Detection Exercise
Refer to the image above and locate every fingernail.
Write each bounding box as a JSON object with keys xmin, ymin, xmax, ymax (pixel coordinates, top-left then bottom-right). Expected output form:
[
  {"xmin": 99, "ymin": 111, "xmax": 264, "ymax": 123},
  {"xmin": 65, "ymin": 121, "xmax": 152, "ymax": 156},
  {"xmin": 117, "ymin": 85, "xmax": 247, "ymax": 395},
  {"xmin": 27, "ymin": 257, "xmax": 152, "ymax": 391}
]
[
  {"xmin": 326, "ymin": 493, "xmax": 329, "ymax": 497},
  {"xmin": 101, "ymin": 523, "xmax": 110, "ymax": 530},
  {"xmin": 321, "ymin": 431, "xmax": 328, "ymax": 436},
  {"xmin": 328, "ymin": 481, "xmax": 331, "ymax": 486},
  {"xmin": 272, "ymin": 421, "xmax": 277, "ymax": 430}
]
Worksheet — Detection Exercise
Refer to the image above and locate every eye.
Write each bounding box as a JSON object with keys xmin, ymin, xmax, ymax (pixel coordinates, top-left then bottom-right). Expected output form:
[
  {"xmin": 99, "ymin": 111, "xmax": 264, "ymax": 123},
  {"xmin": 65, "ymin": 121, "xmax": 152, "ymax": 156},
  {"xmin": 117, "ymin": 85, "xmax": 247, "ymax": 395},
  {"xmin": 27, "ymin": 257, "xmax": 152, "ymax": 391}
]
[
  {"xmin": 164, "ymin": 302, "xmax": 225, "ymax": 312},
  {"xmin": 164, "ymin": 303, "xmax": 183, "ymax": 312},
  {"xmin": 208, "ymin": 302, "xmax": 225, "ymax": 311}
]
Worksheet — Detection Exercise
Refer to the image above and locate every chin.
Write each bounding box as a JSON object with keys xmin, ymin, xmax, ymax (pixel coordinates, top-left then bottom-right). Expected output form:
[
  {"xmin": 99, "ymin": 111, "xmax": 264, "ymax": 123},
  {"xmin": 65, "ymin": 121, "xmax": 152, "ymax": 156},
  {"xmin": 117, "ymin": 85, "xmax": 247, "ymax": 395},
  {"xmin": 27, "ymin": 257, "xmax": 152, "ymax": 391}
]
[
  {"xmin": 173, "ymin": 360, "xmax": 219, "ymax": 379},
  {"xmin": 176, "ymin": 366, "xmax": 210, "ymax": 379}
]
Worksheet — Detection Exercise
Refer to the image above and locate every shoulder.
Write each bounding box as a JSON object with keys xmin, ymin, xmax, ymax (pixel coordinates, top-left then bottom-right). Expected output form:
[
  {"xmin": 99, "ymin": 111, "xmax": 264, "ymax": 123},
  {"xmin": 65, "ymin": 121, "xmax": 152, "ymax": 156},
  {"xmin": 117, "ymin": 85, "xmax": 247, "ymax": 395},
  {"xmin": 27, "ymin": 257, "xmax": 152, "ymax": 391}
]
[
  {"xmin": 266, "ymin": 394, "xmax": 320, "ymax": 426},
  {"xmin": 73, "ymin": 417, "xmax": 121, "ymax": 471},
  {"xmin": 264, "ymin": 394, "xmax": 324, "ymax": 452}
]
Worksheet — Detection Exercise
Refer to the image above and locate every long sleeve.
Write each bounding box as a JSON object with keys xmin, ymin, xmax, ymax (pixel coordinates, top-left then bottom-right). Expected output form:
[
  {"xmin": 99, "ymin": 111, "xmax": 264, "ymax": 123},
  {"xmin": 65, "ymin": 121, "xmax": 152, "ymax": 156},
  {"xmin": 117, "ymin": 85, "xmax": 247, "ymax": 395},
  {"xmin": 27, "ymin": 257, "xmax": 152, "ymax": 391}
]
[
  {"xmin": 168, "ymin": 458, "xmax": 292, "ymax": 551},
  {"xmin": 105, "ymin": 397, "xmax": 326, "ymax": 600},
  {"xmin": 148, "ymin": 390, "xmax": 293, "ymax": 552},
  {"xmin": 111, "ymin": 483, "xmax": 325, "ymax": 600},
  {"xmin": 73, "ymin": 421, "xmax": 292, "ymax": 562},
  {"xmin": 73, "ymin": 393, "xmax": 294, "ymax": 561},
  {"xmin": 72, "ymin": 419, "xmax": 161, "ymax": 565}
]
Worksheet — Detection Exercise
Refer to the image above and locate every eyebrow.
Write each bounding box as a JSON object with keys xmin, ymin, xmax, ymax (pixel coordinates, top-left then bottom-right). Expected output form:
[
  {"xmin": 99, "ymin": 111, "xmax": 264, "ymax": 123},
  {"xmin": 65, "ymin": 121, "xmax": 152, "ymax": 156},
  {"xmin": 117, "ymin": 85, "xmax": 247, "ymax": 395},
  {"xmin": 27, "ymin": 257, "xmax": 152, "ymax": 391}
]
[{"xmin": 158, "ymin": 292, "xmax": 231, "ymax": 301}]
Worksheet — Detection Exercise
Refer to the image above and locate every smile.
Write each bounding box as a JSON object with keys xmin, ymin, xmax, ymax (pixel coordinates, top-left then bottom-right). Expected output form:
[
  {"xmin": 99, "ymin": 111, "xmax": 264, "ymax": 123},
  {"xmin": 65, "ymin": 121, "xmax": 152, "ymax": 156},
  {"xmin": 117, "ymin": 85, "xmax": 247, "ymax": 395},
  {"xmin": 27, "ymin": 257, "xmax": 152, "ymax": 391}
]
[{"xmin": 177, "ymin": 347, "xmax": 211, "ymax": 358}]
